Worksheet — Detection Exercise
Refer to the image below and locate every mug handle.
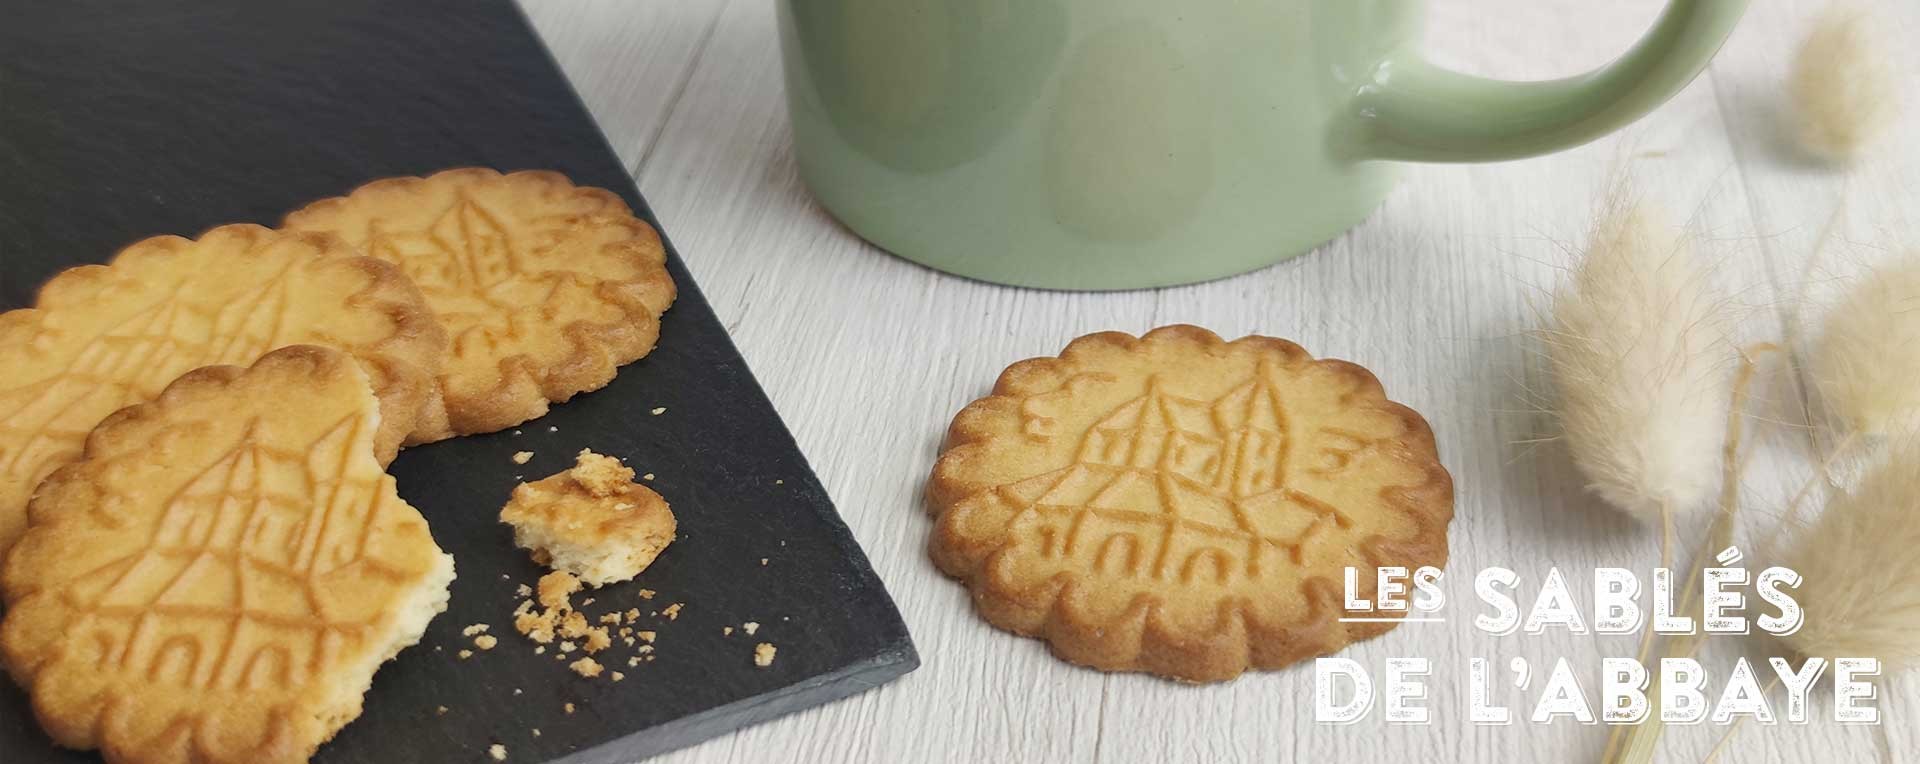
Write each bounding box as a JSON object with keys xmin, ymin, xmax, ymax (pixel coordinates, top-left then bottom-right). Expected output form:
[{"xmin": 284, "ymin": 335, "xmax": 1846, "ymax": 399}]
[{"xmin": 1343, "ymin": 0, "xmax": 1749, "ymax": 162}]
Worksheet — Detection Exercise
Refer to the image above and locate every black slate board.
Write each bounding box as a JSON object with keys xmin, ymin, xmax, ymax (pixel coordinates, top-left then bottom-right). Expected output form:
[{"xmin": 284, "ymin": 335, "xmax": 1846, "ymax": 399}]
[{"xmin": 0, "ymin": 1, "xmax": 917, "ymax": 761}]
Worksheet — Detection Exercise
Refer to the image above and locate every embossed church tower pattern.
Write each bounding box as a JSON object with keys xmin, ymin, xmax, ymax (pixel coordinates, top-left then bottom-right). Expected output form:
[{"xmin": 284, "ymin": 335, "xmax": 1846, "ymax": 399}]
[
  {"xmin": 1019, "ymin": 362, "xmax": 1358, "ymax": 591},
  {"xmin": 1, "ymin": 260, "xmax": 307, "ymax": 498},
  {"xmin": 362, "ymin": 194, "xmax": 521, "ymax": 319},
  {"xmin": 58, "ymin": 412, "xmax": 406, "ymax": 691}
]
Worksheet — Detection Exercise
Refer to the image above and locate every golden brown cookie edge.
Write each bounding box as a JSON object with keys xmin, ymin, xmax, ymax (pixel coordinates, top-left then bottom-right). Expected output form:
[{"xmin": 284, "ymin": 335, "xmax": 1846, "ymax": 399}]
[
  {"xmin": 927, "ymin": 324, "xmax": 1455, "ymax": 682},
  {"xmin": 281, "ymin": 168, "xmax": 678, "ymax": 437},
  {"xmin": 0, "ymin": 345, "xmax": 434, "ymax": 760}
]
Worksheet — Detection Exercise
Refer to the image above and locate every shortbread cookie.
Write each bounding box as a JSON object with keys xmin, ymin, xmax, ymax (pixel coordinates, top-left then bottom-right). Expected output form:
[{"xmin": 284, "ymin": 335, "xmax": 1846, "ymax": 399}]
[
  {"xmin": 0, "ymin": 224, "xmax": 446, "ymax": 558},
  {"xmin": 283, "ymin": 168, "xmax": 678, "ymax": 437},
  {"xmin": 502, "ymin": 449, "xmax": 675, "ymax": 586},
  {"xmin": 0, "ymin": 346, "xmax": 455, "ymax": 764},
  {"xmin": 930, "ymin": 326, "xmax": 1453, "ymax": 682}
]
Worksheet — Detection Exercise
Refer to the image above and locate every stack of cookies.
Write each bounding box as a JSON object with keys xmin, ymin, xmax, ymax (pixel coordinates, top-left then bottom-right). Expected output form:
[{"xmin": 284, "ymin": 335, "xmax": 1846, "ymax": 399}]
[{"xmin": 0, "ymin": 168, "xmax": 676, "ymax": 764}]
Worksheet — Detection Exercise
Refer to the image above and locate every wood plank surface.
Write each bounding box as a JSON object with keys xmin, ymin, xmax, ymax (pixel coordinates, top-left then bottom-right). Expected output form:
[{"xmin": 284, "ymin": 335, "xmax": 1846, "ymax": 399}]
[{"xmin": 522, "ymin": 1, "xmax": 1920, "ymax": 760}]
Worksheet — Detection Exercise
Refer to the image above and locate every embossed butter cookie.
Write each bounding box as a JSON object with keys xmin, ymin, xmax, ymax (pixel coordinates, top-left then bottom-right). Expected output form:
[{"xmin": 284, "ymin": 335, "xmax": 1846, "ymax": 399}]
[
  {"xmin": 0, "ymin": 346, "xmax": 456, "ymax": 764},
  {"xmin": 0, "ymin": 224, "xmax": 446, "ymax": 559},
  {"xmin": 283, "ymin": 168, "xmax": 678, "ymax": 437},
  {"xmin": 929, "ymin": 326, "xmax": 1453, "ymax": 682}
]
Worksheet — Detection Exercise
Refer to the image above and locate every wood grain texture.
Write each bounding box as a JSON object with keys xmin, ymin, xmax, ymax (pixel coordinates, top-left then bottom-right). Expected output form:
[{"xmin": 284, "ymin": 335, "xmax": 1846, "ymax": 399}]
[{"xmin": 522, "ymin": 1, "xmax": 1920, "ymax": 761}]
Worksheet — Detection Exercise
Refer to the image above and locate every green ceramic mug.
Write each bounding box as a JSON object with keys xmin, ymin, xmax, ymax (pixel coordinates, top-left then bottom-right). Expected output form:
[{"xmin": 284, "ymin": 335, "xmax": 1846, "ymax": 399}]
[{"xmin": 777, "ymin": 0, "xmax": 1749, "ymax": 290}]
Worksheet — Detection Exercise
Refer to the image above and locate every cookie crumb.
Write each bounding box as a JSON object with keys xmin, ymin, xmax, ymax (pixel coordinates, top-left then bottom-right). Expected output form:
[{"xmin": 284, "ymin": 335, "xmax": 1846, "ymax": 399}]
[
  {"xmin": 642, "ymin": 473, "xmax": 655, "ymax": 481},
  {"xmin": 489, "ymin": 743, "xmax": 507, "ymax": 761},
  {"xmin": 650, "ymin": 407, "xmax": 666, "ymax": 415},
  {"xmin": 436, "ymin": 705, "xmax": 448, "ymax": 715},
  {"xmin": 628, "ymin": 656, "xmax": 642, "ymax": 667},
  {"xmin": 504, "ymin": 451, "xmax": 674, "ymax": 586},
  {"xmin": 753, "ymin": 643, "xmax": 776, "ymax": 668},
  {"xmin": 537, "ymin": 571, "xmax": 581, "ymax": 608},
  {"xmin": 559, "ymin": 640, "xmax": 577, "ymax": 654},
  {"xmin": 534, "ymin": 646, "xmax": 546, "ymax": 655},
  {"xmin": 462, "ymin": 624, "xmax": 490, "ymax": 637},
  {"xmin": 600, "ymin": 612, "xmax": 622, "ymax": 626},
  {"xmin": 512, "ymin": 451, "xmax": 533, "ymax": 465},
  {"xmin": 774, "ymin": 479, "xmax": 784, "ymax": 485},
  {"xmin": 661, "ymin": 603, "xmax": 683, "ymax": 620},
  {"xmin": 743, "ymin": 621, "xmax": 759, "ymax": 635},
  {"xmin": 548, "ymin": 426, "xmax": 558, "ymax": 432},
  {"xmin": 637, "ymin": 631, "xmax": 656, "ymax": 643},
  {"xmin": 611, "ymin": 671, "xmax": 626, "ymax": 682},
  {"xmin": 516, "ymin": 583, "xmax": 532, "ymax": 597},
  {"xmin": 637, "ymin": 590, "xmax": 655, "ymax": 600},
  {"xmin": 513, "ymin": 688, "xmax": 523, "ymax": 696},
  {"xmin": 759, "ymin": 558, "xmax": 768, "ymax": 566},
  {"xmin": 566, "ymin": 449, "xmax": 630, "ymax": 496},
  {"xmin": 570, "ymin": 657, "xmax": 604, "ymax": 678},
  {"xmin": 722, "ymin": 626, "xmax": 733, "ymax": 636},
  {"xmin": 564, "ymin": 702, "xmax": 576, "ymax": 714},
  {"xmin": 457, "ymin": 649, "xmax": 474, "ymax": 660},
  {"xmin": 531, "ymin": 728, "xmax": 541, "ymax": 738},
  {"xmin": 475, "ymin": 635, "xmax": 498, "ymax": 650},
  {"xmin": 515, "ymin": 609, "xmax": 556, "ymax": 644},
  {"xmin": 584, "ymin": 628, "xmax": 612, "ymax": 654}
]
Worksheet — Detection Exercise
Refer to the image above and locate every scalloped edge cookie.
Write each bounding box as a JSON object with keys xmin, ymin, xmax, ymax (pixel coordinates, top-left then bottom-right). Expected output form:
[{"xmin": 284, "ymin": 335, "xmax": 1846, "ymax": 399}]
[
  {"xmin": 282, "ymin": 168, "xmax": 677, "ymax": 437},
  {"xmin": 0, "ymin": 223, "xmax": 446, "ymax": 460},
  {"xmin": 0, "ymin": 224, "xmax": 447, "ymax": 558},
  {"xmin": 928, "ymin": 325, "xmax": 1454, "ymax": 682},
  {"xmin": 0, "ymin": 345, "xmax": 454, "ymax": 764}
]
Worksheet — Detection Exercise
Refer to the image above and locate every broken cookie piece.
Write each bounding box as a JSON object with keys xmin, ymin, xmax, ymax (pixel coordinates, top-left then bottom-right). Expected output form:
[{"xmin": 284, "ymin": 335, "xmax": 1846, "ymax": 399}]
[
  {"xmin": 570, "ymin": 657, "xmax": 604, "ymax": 678},
  {"xmin": 502, "ymin": 449, "xmax": 676, "ymax": 586}
]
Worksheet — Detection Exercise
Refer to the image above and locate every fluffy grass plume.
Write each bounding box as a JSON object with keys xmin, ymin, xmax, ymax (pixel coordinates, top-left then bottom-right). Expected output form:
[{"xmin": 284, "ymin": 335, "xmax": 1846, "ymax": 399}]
[
  {"xmin": 1790, "ymin": 5, "xmax": 1900, "ymax": 162},
  {"xmin": 1810, "ymin": 256, "xmax": 1920, "ymax": 437},
  {"xmin": 1782, "ymin": 442, "xmax": 1920, "ymax": 669},
  {"xmin": 1544, "ymin": 202, "xmax": 1733, "ymax": 520}
]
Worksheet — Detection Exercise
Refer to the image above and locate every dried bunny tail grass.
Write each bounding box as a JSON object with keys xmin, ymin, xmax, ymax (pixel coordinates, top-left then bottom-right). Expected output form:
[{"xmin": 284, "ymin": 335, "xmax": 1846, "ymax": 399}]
[
  {"xmin": 1607, "ymin": 345, "xmax": 1776, "ymax": 764},
  {"xmin": 1542, "ymin": 201, "xmax": 1733, "ymax": 520},
  {"xmin": 1781, "ymin": 442, "xmax": 1920, "ymax": 670},
  {"xmin": 1810, "ymin": 255, "xmax": 1920, "ymax": 438},
  {"xmin": 1790, "ymin": 5, "xmax": 1901, "ymax": 163}
]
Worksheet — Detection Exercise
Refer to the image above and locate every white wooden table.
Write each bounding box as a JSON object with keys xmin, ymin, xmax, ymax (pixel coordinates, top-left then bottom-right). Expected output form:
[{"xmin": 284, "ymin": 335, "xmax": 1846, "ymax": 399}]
[{"xmin": 519, "ymin": 1, "xmax": 1920, "ymax": 761}]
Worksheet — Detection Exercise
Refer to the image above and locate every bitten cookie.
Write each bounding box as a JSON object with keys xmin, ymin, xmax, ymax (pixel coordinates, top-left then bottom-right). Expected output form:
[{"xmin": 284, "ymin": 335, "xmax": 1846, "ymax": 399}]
[
  {"xmin": 929, "ymin": 326, "xmax": 1453, "ymax": 682},
  {"xmin": 0, "ymin": 224, "xmax": 446, "ymax": 559},
  {"xmin": 502, "ymin": 449, "xmax": 675, "ymax": 587},
  {"xmin": 283, "ymin": 168, "xmax": 678, "ymax": 438},
  {"xmin": 0, "ymin": 346, "xmax": 455, "ymax": 764}
]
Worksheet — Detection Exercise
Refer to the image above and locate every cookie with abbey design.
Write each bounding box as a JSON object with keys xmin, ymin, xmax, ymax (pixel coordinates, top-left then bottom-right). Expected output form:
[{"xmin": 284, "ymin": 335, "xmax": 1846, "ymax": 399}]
[
  {"xmin": 0, "ymin": 224, "xmax": 446, "ymax": 558},
  {"xmin": 0, "ymin": 346, "xmax": 456, "ymax": 764},
  {"xmin": 930, "ymin": 326, "xmax": 1453, "ymax": 682},
  {"xmin": 283, "ymin": 168, "xmax": 678, "ymax": 437}
]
